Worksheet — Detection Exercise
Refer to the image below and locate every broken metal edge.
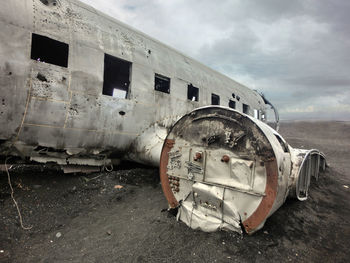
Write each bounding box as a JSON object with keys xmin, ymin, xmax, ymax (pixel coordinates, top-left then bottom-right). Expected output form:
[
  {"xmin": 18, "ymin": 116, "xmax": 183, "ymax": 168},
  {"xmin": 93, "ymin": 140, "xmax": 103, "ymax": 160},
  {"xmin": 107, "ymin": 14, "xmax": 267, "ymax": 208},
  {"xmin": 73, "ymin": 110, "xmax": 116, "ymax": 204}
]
[
  {"xmin": 160, "ymin": 106, "xmax": 327, "ymax": 235},
  {"xmin": 290, "ymin": 148, "xmax": 327, "ymax": 201},
  {"xmin": 160, "ymin": 106, "xmax": 280, "ymax": 234}
]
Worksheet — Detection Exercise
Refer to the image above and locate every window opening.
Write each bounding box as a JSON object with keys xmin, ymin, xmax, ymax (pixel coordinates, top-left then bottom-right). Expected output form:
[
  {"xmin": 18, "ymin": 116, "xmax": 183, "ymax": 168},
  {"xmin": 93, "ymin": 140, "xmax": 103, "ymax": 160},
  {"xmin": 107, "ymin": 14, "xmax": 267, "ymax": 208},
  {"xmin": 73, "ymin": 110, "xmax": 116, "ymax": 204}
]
[
  {"xmin": 228, "ymin": 100, "xmax": 236, "ymax": 109},
  {"xmin": 155, "ymin": 74, "xmax": 170, "ymax": 93},
  {"xmin": 254, "ymin": 109, "xmax": 260, "ymax": 119},
  {"xmin": 187, "ymin": 84, "xmax": 199, "ymax": 101},
  {"xmin": 103, "ymin": 54, "xmax": 131, "ymax": 99},
  {"xmin": 243, "ymin": 103, "xmax": 249, "ymax": 114},
  {"xmin": 31, "ymin": 33, "xmax": 69, "ymax": 68},
  {"xmin": 211, "ymin": 93, "xmax": 220, "ymax": 105}
]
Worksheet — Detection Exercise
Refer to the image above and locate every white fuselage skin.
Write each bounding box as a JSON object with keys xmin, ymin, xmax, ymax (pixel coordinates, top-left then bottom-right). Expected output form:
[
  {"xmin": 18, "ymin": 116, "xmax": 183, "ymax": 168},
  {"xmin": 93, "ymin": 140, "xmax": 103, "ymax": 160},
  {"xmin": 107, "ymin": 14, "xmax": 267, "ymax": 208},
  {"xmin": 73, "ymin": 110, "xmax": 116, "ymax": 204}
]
[{"xmin": 0, "ymin": 0, "xmax": 267, "ymax": 166}]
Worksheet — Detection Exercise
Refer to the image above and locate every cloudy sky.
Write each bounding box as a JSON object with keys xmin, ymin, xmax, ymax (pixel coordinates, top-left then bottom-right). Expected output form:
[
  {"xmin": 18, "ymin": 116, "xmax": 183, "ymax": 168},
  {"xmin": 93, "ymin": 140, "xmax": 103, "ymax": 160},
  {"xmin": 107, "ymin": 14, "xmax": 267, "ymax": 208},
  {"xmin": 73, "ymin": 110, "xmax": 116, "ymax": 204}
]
[{"xmin": 81, "ymin": 0, "xmax": 350, "ymax": 120}]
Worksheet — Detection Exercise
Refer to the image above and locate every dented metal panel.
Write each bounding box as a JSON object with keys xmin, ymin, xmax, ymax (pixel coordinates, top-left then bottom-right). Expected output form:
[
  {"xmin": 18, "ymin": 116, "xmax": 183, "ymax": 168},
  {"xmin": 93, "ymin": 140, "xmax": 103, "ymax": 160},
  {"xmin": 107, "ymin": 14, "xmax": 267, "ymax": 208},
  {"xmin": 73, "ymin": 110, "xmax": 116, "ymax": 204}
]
[
  {"xmin": 160, "ymin": 107, "xmax": 326, "ymax": 234},
  {"xmin": 177, "ymin": 182, "xmax": 242, "ymax": 233}
]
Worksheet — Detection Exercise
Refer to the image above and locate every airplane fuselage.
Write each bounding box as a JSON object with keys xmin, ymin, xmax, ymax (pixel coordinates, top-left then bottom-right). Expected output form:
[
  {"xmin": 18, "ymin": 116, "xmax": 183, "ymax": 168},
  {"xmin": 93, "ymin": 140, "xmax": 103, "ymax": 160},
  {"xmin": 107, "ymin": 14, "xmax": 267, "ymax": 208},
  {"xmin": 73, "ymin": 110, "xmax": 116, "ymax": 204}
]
[{"xmin": 0, "ymin": 0, "xmax": 267, "ymax": 166}]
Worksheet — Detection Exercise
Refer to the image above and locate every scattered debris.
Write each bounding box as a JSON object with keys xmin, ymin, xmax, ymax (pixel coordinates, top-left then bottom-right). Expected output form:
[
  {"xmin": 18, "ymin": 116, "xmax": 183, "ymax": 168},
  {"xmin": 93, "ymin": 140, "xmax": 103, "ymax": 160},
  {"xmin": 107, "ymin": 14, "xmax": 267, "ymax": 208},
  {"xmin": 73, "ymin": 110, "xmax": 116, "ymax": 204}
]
[
  {"xmin": 82, "ymin": 174, "xmax": 103, "ymax": 183},
  {"xmin": 114, "ymin": 185, "xmax": 123, "ymax": 189},
  {"xmin": 63, "ymin": 166, "xmax": 100, "ymax": 174},
  {"xmin": 16, "ymin": 182, "xmax": 30, "ymax": 191},
  {"xmin": 106, "ymin": 230, "xmax": 112, "ymax": 235},
  {"xmin": 4, "ymin": 158, "xmax": 32, "ymax": 230},
  {"xmin": 343, "ymin": 185, "xmax": 349, "ymax": 189},
  {"xmin": 56, "ymin": 232, "xmax": 62, "ymax": 238}
]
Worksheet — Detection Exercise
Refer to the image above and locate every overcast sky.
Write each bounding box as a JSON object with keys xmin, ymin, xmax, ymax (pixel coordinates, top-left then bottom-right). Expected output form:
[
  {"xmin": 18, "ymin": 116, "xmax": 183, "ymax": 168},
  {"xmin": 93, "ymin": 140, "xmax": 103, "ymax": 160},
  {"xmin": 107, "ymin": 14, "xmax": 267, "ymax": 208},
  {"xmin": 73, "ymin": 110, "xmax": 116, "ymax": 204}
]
[{"xmin": 81, "ymin": 0, "xmax": 350, "ymax": 120}]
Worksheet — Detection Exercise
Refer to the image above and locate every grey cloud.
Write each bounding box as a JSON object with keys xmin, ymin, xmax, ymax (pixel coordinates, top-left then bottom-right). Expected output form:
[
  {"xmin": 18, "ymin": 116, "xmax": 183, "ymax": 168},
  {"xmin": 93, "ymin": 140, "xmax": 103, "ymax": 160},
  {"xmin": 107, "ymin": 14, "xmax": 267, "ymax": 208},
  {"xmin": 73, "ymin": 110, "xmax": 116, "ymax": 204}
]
[
  {"xmin": 306, "ymin": 0, "xmax": 350, "ymax": 35},
  {"xmin": 80, "ymin": 0, "xmax": 350, "ymax": 120},
  {"xmin": 284, "ymin": 77, "xmax": 350, "ymax": 88}
]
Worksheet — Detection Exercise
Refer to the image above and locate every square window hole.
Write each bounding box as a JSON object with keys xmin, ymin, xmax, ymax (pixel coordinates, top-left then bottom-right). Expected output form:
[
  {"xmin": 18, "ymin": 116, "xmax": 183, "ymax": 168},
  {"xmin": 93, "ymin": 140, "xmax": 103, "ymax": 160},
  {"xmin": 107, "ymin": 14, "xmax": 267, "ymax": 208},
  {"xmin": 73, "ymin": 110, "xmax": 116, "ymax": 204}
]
[
  {"xmin": 155, "ymin": 74, "xmax": 170, "ymax": 94},
  {"xmin": 229, "ymin": 100, "xmax": 236, "ymax": 109},
  {"xmin": 103, "ymin": 54, "xmax": 132, "ymax": 99},
  {"xmin": 243, "ymin": 103, "xmax": 250, "ymax": 114},
  {"xmin": 31, "ymin": 33, "xmax": 69, "ymax": 67},
  {"xmin": 187, "ymin": 84, "xmax": 199, "ymax": 101},
  {"xmin": 211, "ymin": 93, "xmax": 220, "ymax": 105}
]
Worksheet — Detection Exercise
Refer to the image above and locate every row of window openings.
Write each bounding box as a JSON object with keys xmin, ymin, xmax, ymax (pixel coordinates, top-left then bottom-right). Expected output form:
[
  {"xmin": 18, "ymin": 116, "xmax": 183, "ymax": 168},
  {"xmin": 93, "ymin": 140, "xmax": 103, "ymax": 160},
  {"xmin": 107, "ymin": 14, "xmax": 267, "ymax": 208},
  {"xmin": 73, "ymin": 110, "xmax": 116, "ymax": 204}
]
[
  {"xmin": 154, "ymin": 73, "xmax": 200, "ymax": 102},
  {"xmin": 30, "ymin": 33, "xmax": 254, "ymax": 115},
  {"xmin": 30, "ymin": 33, "xmax": 200, "ymax": 101},
  {"xmin": 219, "ymin": 96, "xmax": 262, "ymax": 120},
  {"xmin": 212, "ymin": 94, "xmax": 250, "ymax": 114}
]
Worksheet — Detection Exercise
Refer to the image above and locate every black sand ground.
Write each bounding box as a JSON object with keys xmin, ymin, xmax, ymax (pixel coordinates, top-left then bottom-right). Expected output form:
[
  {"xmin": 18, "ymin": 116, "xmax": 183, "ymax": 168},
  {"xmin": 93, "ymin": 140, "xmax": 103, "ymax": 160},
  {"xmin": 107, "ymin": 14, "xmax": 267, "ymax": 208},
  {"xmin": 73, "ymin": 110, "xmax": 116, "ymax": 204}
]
[{"xmin": 0, "ymin": 121, "xmax": 349, "ymax": 263}]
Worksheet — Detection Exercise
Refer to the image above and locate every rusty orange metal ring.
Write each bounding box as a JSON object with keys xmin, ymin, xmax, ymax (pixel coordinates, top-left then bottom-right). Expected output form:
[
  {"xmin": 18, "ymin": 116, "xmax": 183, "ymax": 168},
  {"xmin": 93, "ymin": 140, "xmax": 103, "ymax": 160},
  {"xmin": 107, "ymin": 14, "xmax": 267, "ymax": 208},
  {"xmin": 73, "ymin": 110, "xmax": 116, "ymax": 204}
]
[
  {"xmin": 159, "ymin": 139, "xmax": 178, "ymax": 208},
  {"xmin": 242, "ymin": 159, "xmax": 278, "ymax": 234}
]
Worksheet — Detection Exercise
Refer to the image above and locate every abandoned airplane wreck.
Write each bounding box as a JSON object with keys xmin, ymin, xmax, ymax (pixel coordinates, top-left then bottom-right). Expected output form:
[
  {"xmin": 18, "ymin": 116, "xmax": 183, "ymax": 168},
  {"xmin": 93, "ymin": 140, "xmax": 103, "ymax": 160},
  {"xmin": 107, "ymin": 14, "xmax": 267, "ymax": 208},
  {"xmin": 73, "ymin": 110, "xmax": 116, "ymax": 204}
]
[{"xmin": 0, "ymin": 0, "xmax": 326, "ymax": 234}]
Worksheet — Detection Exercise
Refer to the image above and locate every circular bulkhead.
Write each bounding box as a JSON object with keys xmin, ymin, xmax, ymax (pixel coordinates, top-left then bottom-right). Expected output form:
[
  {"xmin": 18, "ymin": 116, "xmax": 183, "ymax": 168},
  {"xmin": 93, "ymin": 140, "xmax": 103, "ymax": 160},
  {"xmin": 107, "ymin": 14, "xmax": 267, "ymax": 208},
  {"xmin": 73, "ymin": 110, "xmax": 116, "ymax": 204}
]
[{"xmin": 160, "ymin": 107, "xmax": 283, "ymax": 234}]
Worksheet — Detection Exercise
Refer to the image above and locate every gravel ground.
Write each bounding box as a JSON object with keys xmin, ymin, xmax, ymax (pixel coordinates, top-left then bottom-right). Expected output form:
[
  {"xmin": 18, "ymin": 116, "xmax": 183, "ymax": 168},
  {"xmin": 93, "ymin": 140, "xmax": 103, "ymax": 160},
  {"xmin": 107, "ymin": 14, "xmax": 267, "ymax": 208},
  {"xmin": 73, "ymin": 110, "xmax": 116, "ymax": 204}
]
[{"xmin": 0, "ymin": 121, "xmax": 349, "ymax": 263}]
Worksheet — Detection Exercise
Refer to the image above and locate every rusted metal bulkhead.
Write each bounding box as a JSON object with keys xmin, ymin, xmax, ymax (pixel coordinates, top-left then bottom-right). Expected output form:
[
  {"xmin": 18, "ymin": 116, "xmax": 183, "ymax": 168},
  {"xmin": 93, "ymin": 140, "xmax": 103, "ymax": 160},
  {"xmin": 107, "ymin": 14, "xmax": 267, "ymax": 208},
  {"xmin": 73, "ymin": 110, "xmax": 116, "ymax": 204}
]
[{"xmin": 160, "ymin": 106, "xmax": 293, "ymax": 234}]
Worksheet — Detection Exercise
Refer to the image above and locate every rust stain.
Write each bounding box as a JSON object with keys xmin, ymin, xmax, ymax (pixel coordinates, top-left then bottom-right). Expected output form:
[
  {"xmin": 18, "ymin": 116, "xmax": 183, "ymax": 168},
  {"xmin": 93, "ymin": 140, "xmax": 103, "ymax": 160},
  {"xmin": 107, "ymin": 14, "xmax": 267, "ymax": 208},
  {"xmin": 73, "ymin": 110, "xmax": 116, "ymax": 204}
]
[
  {"xmin": 242, "ymin": 159, "xmax": 278, "ymax": 234},
  {"xmin": 159, "ymin": 139, "xmax": 178, "ymax": 208},
  {"xmin": 193, "ymin": 152, "xmax": 202, "ymax": 161},
  {"xmin": 221, "ymin": 155, "xmax": 230, "ymax": 163}
]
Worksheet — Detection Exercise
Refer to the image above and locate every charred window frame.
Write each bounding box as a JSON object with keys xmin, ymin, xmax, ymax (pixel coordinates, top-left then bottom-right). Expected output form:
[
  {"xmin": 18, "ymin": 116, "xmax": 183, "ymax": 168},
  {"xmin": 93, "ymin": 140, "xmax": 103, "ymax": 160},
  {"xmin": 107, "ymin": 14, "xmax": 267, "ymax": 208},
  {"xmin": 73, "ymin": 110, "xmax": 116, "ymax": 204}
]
[
  {"xmin": 211, "ymin": 93, "xmax": 220, "ymax": 105},
  {"xmin": 229, "ymin": 100, "xmax": 236, "ymax": 109},
  {"xmin": 31, "ymin": 33, "xmax": 69, "ymax": 68},
  {"xmin": 102, "ymin": 54, "xmax": 132, "ymax": 99},
  {"xmin": 155, "ymin": 74, "xmax": 170, "ymax": 94},
  {"xmin": 187, "ymin": 84, "xmax": 199, "ymax": 102},
  {"xmin": 243, "ymin": 103, "xmax": 250, "ymax": 114}
]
